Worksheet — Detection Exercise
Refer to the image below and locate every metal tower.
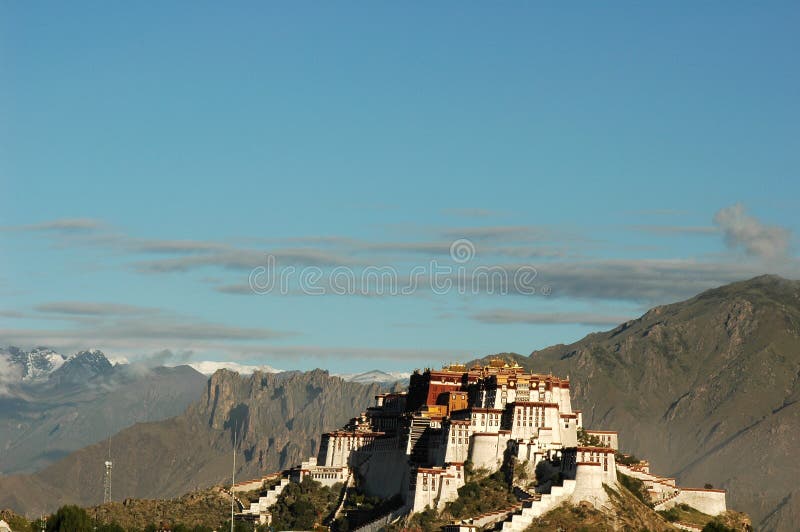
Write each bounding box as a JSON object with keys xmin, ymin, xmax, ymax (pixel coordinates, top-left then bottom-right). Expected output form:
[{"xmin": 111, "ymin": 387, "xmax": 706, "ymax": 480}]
[{"xmin": 103, "ymin": 438, "xmax": 112, "ymax": 504}]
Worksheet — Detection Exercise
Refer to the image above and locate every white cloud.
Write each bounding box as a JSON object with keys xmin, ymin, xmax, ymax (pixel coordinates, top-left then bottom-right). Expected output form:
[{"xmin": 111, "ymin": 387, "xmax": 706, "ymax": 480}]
[
  {"xmin": 472, "ymin": 310, "xmax": 632, "ymax": 327},
  {"xmin": 714, "ymin": 203, "xmax": 791, "ymax": 260},
  {"xmin": 0, "ymin": 353, "xmax": 23, "ymax": 396},
  {"xmin": 186, "ymin": 360, "xmax": 282, "ymax": 375}
]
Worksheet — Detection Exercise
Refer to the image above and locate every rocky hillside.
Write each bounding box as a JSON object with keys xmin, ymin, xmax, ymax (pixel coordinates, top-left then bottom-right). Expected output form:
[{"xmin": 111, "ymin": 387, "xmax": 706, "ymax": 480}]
[
  {"xmin": 480, "ymin": 275, "xmax": 799, "ymax": 531},
  {"xmin": 0, "ymin": 349, "xmax": 207, "ymax": 475},
  {"xmin": 0, "ymin": 369, "xmax": 381, "ymax": 517}
]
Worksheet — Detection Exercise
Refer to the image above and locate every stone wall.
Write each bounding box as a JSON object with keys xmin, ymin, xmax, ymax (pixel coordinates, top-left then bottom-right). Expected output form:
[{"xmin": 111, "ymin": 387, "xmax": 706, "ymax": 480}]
[
  {"xmin": 664, "ymin": 489, "xmax": 727, "ymax": 516},
  {"xmin": 469, "ymin": 432, "xmax": 511, "ymax": 472}
]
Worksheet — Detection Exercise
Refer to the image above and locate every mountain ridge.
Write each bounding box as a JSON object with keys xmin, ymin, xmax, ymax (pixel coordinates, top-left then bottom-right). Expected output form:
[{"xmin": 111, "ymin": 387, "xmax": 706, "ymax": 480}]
[
  {"xmin": 1, "ymin": 276, "xmax": 796, "ymax": 529},
  {"xmin": 0, "ymin": 368, "xmax": 382, "ymax": 516},
  {"xmin": 0, "ymin": 347, "xmax": 207, "ymax": 475},
  {"xmin": 474, "ymin": 274, "xmax": 799, "ymax": 531}
]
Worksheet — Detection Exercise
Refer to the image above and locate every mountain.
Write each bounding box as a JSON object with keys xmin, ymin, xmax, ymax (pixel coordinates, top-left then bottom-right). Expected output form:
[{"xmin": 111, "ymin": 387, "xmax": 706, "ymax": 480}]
[
  {"xmin": 0, "ymin": 368, "xmax": 382, "ymax": 516},
  {"xmin": 339, "ymin": 369, "xmax": 410, "ymax": 384},
  {"xmin": 2, "ymin": 346, "xmax": 66, "ymax": 381},
  {"xmin": 46, "ymin": 349, "xmax": 114, "ymax": 387},
  {"xmin": 476, "ymin": 275, "xmax": 799, "ymax": 531},
  {"xmin": 0, "ymin": 348, "xmax": 207, "ymax": 475}
]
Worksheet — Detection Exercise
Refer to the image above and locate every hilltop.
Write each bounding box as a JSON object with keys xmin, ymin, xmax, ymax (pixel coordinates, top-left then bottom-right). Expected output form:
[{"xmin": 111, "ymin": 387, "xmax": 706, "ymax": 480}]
[{"xmin": 476, "ymin": 274, "xmax": 800, "ymax": 531}]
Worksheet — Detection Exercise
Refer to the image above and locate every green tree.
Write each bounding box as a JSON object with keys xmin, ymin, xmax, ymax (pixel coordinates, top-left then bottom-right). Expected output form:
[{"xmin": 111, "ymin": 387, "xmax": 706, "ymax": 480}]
[
  {"xmin": 577, "ymin": 428, "xmax": 603, "ymax": 447},
  {"xmin": 96, "ymin": 523, "xmax": 125, "ymax": 532},
  {"xmin": 290, "ymin": 499, "xmax": 317, "ymax": 530},
  {"xmin": 46, "ymin": 506, "xmax": 92, "ymax": 532},
  {"xmin": 657, "ymin": 507, "xmax": 680, "ymax": 522},
  {"xmin": 702, "ymin": 521, "xmax": 735, "ymax": 532},
  {"xmin": 220, "ymin": 520, "xmax": 252, "ymax": 532}
]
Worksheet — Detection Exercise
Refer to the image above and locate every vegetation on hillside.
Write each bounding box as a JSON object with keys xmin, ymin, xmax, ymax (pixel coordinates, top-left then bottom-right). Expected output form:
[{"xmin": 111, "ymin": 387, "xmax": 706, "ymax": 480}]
[
  {"xmin": 446, "ymin": 470, "xmax": 518, "ymax": 519},
  {"xmin": 388, "ymin": 466, "xmax": 520, "ymax": 532},
  {"xmin": 614, "ymin": 452, "xmax": 643, "ymax": 466},
  {"xmin": 268, "ymin": 477, "xmax": 341, "ymax": 531},
  {"xmin": 617, "ymin": 472, "xmax": 652, "ymax": 507},
  {"xmin": 332, "ymin": 490, "xmax": 404, "ymax": 531},
  {"xmin": 576, "ymin": 428, "xmax": 604, "ymax": 447},
  {"xmin": 87, "ymin": 488, "xmax": 231, "ymax": 530}
]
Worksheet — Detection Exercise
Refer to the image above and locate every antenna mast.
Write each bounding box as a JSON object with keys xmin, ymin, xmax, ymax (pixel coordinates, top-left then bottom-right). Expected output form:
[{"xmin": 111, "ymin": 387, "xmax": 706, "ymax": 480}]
[
  {"xmin": 103, "ymin": 436, "xmax": 113, "ymax": 504},
  {"xmin": 230, "ymin": 425, "xmax": 236, "ymax": 532}
]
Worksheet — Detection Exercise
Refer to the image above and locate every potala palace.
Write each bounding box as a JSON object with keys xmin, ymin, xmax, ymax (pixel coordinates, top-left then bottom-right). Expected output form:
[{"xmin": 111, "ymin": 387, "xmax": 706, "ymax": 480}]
[{"xmin": 232, "ymin": 359, "xmax": 727, "ymax": 530}]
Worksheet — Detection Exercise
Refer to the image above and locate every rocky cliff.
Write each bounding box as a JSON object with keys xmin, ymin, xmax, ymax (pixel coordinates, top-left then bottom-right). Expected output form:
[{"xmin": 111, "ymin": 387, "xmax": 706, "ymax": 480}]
[
  {"xmin": 0, "ymin": 369, "xmax": 381, "ymax": 517},
  {"xmin": 479, "ymin": 275, "xmax": 799, "ymax": 531}
]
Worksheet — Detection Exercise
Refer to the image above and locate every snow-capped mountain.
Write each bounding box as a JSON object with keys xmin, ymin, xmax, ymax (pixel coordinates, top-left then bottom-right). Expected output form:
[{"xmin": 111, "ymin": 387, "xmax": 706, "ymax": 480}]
[
  {"xmin": 48, "ymin": 349, "xmax": 114, "ymax": 385},
  {"xmin": 187, "ymin": 360, "xmax": 282, "ymax": 375},
  {"xmin": 2, "ymin": 346, "xmax": 67, "ymax": 381},
  {"xmin": 1, "ymin": 347, "xmax": 115, "ymax": 386},
  {"xmin": 0, "ymin": 346, "xmax": 207, "ymax": 475},
  {"xmin": 339, "ymin": 369, "xmax": 410, "ymax": 384}
]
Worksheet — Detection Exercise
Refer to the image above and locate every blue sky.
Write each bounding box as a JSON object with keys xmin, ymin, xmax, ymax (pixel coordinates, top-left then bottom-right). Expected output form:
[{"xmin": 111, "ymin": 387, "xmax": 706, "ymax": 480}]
[{"xmin": 1, "ymin": 2, "xmax": 798, "ymax": 373}]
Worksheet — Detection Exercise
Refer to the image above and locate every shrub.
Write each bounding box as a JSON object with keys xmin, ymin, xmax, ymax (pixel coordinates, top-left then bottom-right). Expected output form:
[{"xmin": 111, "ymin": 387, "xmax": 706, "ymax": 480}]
[
  {"xmin": 658, "ymin": 507, "xmax": 680, "ymax": 522},
  {"xmin": 702, "ymin": 521, "xmax": 735, "ymax": 532},
  {"xmin": 46, "ymin": 505, "xmax": 93, "ymax": 532},
  {"xmin": 445, "ymin": 470, "xmax": 517, "ymax": 519},
  {"xmin": 617, "ymin": 473, "xmax": 651, "ymax": 507},
  {"xmin": 577, "ymin": 428, "xmax": 603, "ymax": 447},
  {"xmin": 269, "ymin": 477, "xmax": 340, "ymax": 531}
]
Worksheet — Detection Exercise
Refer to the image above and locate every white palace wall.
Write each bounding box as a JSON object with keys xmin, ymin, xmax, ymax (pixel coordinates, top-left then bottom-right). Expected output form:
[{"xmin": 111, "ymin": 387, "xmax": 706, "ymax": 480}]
[
  {"xmin": 358, "ymin": 448, "xmax": 411, "ymax": 500},
  {"xmin": 585, "ymin": 430, "xmax": 619, "ymax": 451},
  {"xmin": 569, "ymin": 463, "xmax": 611, "ymax": 507},
  {"xmin": 469, "ymin": 431, "xmax": 511, "ymax": 472},
  {"xmin": 410, "ymin": 464, "xmax": 465, "ymax": 512},
  {"xmin": 666, "ymin": 489, "xmax": 727, "ymax": 516}
]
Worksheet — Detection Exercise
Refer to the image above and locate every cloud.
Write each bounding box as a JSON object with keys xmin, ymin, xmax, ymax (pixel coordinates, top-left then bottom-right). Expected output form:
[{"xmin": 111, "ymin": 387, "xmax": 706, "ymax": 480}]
[
  {"xmin": 134, "ymin": 248, "xmax": 356, "ymax": 273},
  {"xmin": 0, "ymin": 301, "xmax": 292, "ymax": 364},
  {"xmin": 626, "ymin": 209, "xmax": 688, "ymax": 216},
  {"xmin": 10, "ymin": 215, "xmax": 797, "ymax": 310},
  {"xmin": 441, "ymin": 226, "xmax": 554, "ymax": 242},
  {"xmin": 131, "ymin": 239, "xmax": 227, "ymax": 254},
  {"xmin": 443, "ymin": 259, "xmax": 800, "ymax": 303},
  {"xmin": 517, "ymin": 259, "xmax": 778, "ymax": 302},
  {"xmin": 471, "ymin": 309, "xmax": 631, "ymax": 327},
  {"xmin": 0, "ymin": 352, "xmax": 23, "ymax": 396},
  {"xmin": 133, "ymin": 349, "xmax": 194, "ymax": 368},
  {"xmin": 8, "ymin": 218, "xmax": 106, "ymax": 233},
  {"xmin": 632, "ymin": 225, "xmax": 718, "ymax": 235},
  {"xmin": 187, "ymin": 360, "xmax": 282, "ymax": 375},
  {"xmin": 35, "ymin": 301, "xmax": 158, "ymax": 316},
  {"xmin": 442, "ymin": 208, "xmax": 503, "ymax": 218},
  {"xmin": 713, "ymin": 203, "xmax": 791, "ymax": 259}
]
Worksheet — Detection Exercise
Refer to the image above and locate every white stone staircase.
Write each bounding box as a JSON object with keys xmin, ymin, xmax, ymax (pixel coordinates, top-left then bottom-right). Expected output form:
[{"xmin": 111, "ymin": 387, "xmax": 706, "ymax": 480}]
[
  {"xmin": 499, "ymin": 480, "xmax": 576, "ymax": 531},
  {"xmin": 219, "ymin": 487, "xmax": 245, "ymax": 511},
  {"xmin": 242, "ymin": 476, "xmax": 292, "ymax": 519},
  {"xmin": 653, "ymin": 488, "xmax": 681, "ymax": 510}
]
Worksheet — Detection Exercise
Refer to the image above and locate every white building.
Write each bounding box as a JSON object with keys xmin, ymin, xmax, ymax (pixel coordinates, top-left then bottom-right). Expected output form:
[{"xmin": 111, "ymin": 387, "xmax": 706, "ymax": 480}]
[{"xmin": 235, "ymin": 359, "xmax": 727, "ymax": 519}]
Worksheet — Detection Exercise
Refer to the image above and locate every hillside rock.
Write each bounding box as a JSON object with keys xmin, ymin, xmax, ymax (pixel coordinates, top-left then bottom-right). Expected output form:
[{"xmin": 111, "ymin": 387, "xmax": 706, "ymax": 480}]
[
  {"xmin": 0, "ymin": 369, "xmax": 381, "ymax": 517},
  {"xmin": 488, "ymin": 275, "xmax": 799, "ymax": 531}
]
